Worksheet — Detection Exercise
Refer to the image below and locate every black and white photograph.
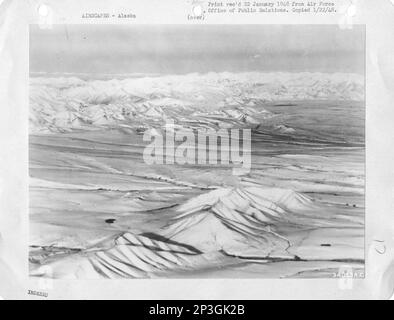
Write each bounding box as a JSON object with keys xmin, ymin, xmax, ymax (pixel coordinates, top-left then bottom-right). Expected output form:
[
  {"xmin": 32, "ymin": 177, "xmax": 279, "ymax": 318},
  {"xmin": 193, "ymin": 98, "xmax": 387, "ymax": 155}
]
[{"xmin": 28, "ymin": 24, "xmax": 365, "ymax": 279}]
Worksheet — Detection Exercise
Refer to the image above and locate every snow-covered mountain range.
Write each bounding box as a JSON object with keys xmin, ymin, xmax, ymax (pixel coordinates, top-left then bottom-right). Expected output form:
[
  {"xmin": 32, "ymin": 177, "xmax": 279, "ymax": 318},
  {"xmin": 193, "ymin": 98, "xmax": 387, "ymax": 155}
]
[{"xmin": 30, "ymin": 72, "xmax": 364, "ymax": 133}]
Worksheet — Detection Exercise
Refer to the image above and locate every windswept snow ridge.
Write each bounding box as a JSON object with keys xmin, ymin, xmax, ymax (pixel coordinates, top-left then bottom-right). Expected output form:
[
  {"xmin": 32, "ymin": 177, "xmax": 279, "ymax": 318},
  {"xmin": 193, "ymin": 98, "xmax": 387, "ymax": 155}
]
[
  {"xmin": 30, "ymin": 232, "xmax": 223, "ymax": 279},
  {"xmin": 162, "ymin": 187, "xmax": 315, "ymax": 257}
]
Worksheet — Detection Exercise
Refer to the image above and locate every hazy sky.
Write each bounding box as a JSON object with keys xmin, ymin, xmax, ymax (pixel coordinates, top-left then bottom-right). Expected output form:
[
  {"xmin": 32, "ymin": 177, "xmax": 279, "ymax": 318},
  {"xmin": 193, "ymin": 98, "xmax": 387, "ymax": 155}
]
[{"xmin": 30, "ymin": 24, "xmax": 365, "ymax": 75}]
